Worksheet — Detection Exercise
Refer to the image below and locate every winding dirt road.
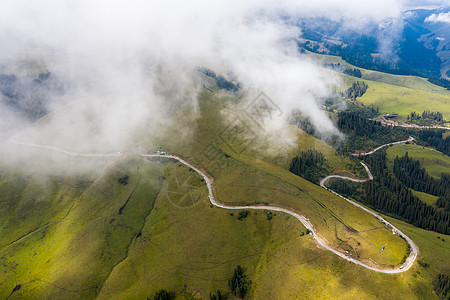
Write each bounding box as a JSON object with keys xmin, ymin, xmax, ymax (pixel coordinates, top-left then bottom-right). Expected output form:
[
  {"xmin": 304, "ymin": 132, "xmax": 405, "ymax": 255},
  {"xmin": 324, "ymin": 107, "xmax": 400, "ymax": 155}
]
[
  {"xmin": 320, "ymin": 161, "xmax": 417, "ymax": 273},
  {"xmin": 7, "ymin": 139, "xmax": 418, "ymax": 273},
  {"xmin": 351, "ymin": 136, "xmax": 415, "ymax": 156},
  {"xmin": 373, "ymin": 117, "xmax": 450, "ymax": 131}
]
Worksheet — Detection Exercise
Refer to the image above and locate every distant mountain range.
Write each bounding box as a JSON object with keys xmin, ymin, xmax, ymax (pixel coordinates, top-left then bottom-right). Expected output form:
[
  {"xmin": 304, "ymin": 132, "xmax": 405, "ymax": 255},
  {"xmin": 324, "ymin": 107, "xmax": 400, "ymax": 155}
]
[{"xmin": 297, "ymin": 6, "xmax": 450, "ymax": 88}]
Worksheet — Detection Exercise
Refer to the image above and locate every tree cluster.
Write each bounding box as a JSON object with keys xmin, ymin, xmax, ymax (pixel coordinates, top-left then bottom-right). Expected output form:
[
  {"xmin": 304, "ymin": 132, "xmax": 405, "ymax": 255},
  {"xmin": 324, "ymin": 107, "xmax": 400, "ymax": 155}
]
[
  {"xmin": 407, "ymin": 111, "xmax": 444, "ymax": 125},
  {"xmin": 437, "ymin": 194, "xmax": 450, "ymax": 212},
  {"xmin": 433, "ymin": 274, "xmax": 450, "ymax": 300},
  {"xmin": 326, "ymin": 178, "xmax": 359, "ymax": 198},
  {"xmin": 324, "ymin": 63, "xmax": 362, "ymax": 78},
  {"xmin": 336, "ymin": 110, "xmax": 408, "ymax": 152},
  {"xmin": 344, "ymin": 81, "xmax": 368, "ymax": 100},
  {"xmin": 198, "ymin": 68, "xmax": 240, "ymax": 92},
  {"xmin": 228, "ymin": 265, "xmax": 251, "ymax": 299},
  {"xmin": 118, "ymin": 175, "xmax": 129, "ymax": 186},
  {"xmin": 237, "ymin": 210, "xmax": 249, "ymax": 221},
  {"xmin": 361, "ymin": 151, "xmax": 449, "ymax": 234},
  {"xmin": 408, "ymin": 129, "xmax": 450, "ymax": 156},
  {"xmin": 152, "ymin": 289, "xmax": 170, "ymax": 300},
  {"xmin": 209, "ymin": 290, "xmax": 223, "ymax": 300},
  {"xmin": 343, "ymin": 68, "xmax": 362, "ymax": 78},
  {"xmin": 289, "ymin": 149, "xmax": 327, "ymax": 184},
  {"xmin": 393, "ymin": 152, "xmax": 449, "ymax": 197},
  {"xmin": 428, "ymin": 75, "xmax": 450, "ymax": 90}
]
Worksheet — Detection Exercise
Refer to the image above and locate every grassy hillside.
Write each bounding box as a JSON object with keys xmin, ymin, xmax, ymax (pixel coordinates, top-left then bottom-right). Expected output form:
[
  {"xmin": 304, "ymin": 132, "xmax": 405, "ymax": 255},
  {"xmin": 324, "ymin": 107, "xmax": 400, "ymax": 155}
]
[
  {"xmin": 0, "ymin": 83, "xmax": 449, "ymax": 299},
  {"xmin": 1, "ymin": 155, "xmax": 446, "ymax": 299},
  {"xmin": 358, "ymin": 80, "xmax": 450, "ymax": 122},
  {"xmin": 386, "ymin": 143, "xmax": 450, "ymax": 179},
  {"xmin": 308, "ymin": 52, "xmax": 450, "ymax": 122},
  {"xmin": 309, "ymin": 52, "xmax": 450, "ymax": 95},
  {"xmin": 411, "ymin": 190, "xmax": 439, "ymax": 206},
  {"xmin": 384, "ymin": 143, "xmax": 449, "ymax": 208}
]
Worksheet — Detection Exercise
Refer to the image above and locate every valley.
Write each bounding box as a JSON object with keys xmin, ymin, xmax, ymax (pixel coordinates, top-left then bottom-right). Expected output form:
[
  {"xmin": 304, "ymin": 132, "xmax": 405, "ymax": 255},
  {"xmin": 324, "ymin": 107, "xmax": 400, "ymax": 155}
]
[{"xmin": 0, "ymin": 2, "xmax": 449, "ymax": 299}]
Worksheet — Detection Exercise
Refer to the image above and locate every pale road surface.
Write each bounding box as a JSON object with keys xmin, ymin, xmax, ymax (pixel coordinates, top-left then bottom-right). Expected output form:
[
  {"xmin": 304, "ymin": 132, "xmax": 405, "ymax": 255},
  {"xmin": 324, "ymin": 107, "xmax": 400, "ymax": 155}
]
[
  {"xmin": 351, "ymin": 136, "xmax": 415, "ymax": 156},
  {"xmin": 8, "ymin": 139, "xmax": 417, "ymax": 273},
  {"xmin": 320, "ymin": 161, "xmax": 417, "ymax": 273},
  {"xmin": 373, "ymin": 117, "xmax": 450, "ymax": 131}
]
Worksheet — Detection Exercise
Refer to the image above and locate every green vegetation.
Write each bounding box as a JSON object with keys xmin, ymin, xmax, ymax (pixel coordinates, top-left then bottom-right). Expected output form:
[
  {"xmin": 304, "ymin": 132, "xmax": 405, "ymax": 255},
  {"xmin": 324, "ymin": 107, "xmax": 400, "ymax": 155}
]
[
  {"xmin": 386, "ymin": 143, "xmax": 450, "ymax": 179},
  {"xmin": 343, "ymin": 68, "xmax": 362, "ymax": 78},
  {"xmin": 228, "ymin": 266, "xmax": 251, "ymax": 298},
  {"xmin": 362, "ymin": 150, "xmax": 449, "ymax": 234},
  {"xmin": 386, "ymin": 144, "xmax": 450, "ymax": 221},
  {"xmin": 409, "ymin": 129, "xmax": 450, "ymax": 157},
  {"xmin": 344, "ymin": 81, "xmax": 368, "ymax": 100},
  {"xmin": 407, "ymin": 111, "xmax": 445, "ymax": 126},
  {"xmin": 237, "ymin": 210, "xmax": 250, "ymax": 221},
  {"xmin": 328, "ymin": 149, "xmax": 449, "ymax": 234},
  {"xmin": 209, "ymin": 290, "xmax": 223, "ymax": 300},
  {"xmin": 336, "ymin": 110, "xmax": 408, "ymax": 152},
  {"xmin": 437, "ymin": 194, "xmax": 450, "ymax": 212},
  {"xmin": 264, "ymin": 210, "xmax": 274, "ymax": 221},
  {"xmin": 289, "ymin": 149, "xmax": 327, "ymax": 184},
  {"xmin": 309, "ymin": 51, "xmax": 450, "ymax": 94},
  {"xmin": 411, "ymin": 190, "xmax": 439, "ymax": 206},
  {"xmin": 1, "ymin": 68, "xmax": 450, "ymax": 299},
  {"xmin": 153, "ymin": 289, "xmax": 170, "ymax": 300},
  {"xmin": 309, "ymin": 52, "xmax": 450, "ymax": 122},
  {"xmin": 325, "ymin": 63, "xmax": 362, "ymax": 78},
  {"xmin": 118, "ymin": 175, "xmax": 129, "ymax": 185},
  {"xmin": 357, "ymin": 76, "xmax": 450, "ymax": 122},
  {"xmin": 393, "ymin": 153, "xmax": 449, "ymax": 198},
  {"xmin": 433, "ymin": 274, "xmax": 450, "ymax": 300}
]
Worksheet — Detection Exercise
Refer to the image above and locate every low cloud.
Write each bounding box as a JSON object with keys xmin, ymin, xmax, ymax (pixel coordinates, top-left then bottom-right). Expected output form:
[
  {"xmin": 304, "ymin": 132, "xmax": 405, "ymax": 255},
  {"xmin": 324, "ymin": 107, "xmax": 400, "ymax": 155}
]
[{"xmin": 0, "ymin": 0, "xmax": 406, "ymax": 168}]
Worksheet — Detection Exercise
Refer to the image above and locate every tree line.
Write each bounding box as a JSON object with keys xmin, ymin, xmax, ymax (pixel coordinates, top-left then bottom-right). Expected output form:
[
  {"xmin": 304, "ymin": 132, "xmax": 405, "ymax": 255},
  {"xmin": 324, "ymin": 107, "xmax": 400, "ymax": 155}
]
[
  {"xmin": 198, "ymin": 67, "xmax": 240, "ymax": 92},
  {"xmin": 325, "ymin": 63, "xmax": 362, "ymax": 78},
  {"xmin": 343, "ymin": 81, "xmax": 368, "ymax": 100},
  {"xmin": 289, "ymin": 149, "xmax": 327, "ymax": 184},
  {"xmin": 407, "ymin": 111, "xmax": 444, "ymax": 123},
  {"xmin": 361, "ymin": 150, "xmax": 449, "ymax": 234},
  {"xmin": 433, "ymin": 273, "xmax": 450, "ymax": 300},
  {"xmin": 437, "ymin": 194, "xmax": 450, "ymax": 212},
  {"xmin": 394, "ymin": 152, "xmax": 450, "ymax": 213},
  {"xmin": 337, "ymin": 111, "xmax": 450, "ymax": 156},
  {"xmin": 407, "ymin": 129, "xmax": 450, "ymax": 156},
  {"xmin": 343, "ymin": 68, "xmax": 362, "ymax": 78},
  {"xmin": 326, "ymin": 150, "xmax": 450, "ymax": 234},
  {"xmin": 336, "ymin": 110, "xmax": 408, "ymax": 152},
  {"xmin": 393, "ymin": 152, "xmax": 449, "ymax": 197},
  {"xmin": 229, "ymin": 265, "xmax": 251, "ymax": 299}
]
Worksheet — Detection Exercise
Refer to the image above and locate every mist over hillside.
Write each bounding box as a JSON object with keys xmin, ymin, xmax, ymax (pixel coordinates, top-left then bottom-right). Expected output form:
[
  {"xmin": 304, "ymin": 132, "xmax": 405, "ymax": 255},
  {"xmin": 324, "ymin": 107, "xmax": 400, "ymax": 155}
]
[
  {"xmin": 0, "ymin": 0, "xmax": 406, "ymax": 167},
  {"xmin": 299, "ymin": 4, "xmax": 450, "ymax": 86}
]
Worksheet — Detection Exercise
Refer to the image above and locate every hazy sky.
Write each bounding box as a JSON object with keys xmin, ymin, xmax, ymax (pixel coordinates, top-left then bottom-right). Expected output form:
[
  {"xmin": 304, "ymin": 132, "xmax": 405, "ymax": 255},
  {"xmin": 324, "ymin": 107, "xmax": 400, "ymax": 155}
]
[{"xmin": 404, "ymin": 0, "xmax": 449, "ymax": 10}]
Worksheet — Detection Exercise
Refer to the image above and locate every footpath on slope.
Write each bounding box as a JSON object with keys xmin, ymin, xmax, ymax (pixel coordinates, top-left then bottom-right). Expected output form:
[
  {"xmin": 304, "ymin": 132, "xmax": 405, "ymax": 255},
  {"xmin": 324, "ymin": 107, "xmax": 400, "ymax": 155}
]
[{"xmin": 7, "ymin": 138, "xmax": 418, "ymax": 273}]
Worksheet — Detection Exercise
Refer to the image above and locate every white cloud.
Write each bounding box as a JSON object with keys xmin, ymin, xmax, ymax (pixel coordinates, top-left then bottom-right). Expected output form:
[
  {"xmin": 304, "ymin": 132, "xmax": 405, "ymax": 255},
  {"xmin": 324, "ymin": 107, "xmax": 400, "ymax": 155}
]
[{"xmin": 425, "ymin": 12, "xmax": 450, "ymax": 23}]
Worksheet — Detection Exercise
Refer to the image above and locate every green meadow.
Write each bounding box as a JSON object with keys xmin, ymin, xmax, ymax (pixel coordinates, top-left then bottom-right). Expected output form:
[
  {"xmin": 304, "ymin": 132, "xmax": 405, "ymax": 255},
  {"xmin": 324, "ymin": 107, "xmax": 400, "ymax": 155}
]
[
  {"xmin": 386, "ymin": 143, "xmax": 450, "ymax": 179},
  {"xmin": 0, "ymin": 72, "xmax": 449, "ymax": 299}
]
